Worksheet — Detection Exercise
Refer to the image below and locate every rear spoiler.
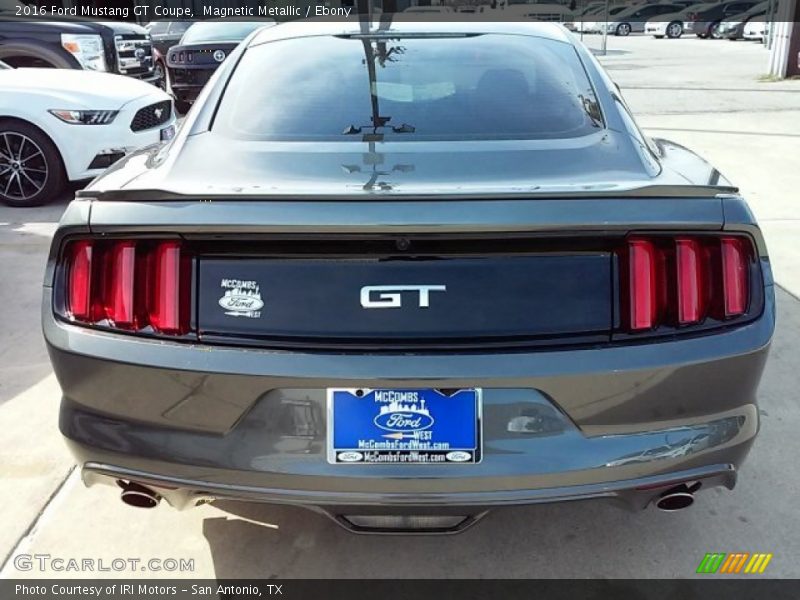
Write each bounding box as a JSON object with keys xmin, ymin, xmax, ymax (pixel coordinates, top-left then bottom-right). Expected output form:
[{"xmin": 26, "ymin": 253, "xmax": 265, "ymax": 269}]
[{"xmin": 76, "ymin": 184, "xmax": 739, "ymax": 203}]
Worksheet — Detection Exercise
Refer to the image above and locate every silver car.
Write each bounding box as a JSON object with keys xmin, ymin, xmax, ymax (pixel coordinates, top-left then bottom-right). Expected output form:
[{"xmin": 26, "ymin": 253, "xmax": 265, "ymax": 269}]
[{"xmin": 603, "ymin": 3, "xmax": 687, "ymax": 35}]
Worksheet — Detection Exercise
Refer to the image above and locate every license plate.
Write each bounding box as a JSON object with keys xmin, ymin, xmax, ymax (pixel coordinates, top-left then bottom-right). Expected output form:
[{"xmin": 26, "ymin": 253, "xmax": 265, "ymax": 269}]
[
  {"xmin": 328, "ymin": 388, "xmax": 481, "ymax": 464},
  {"xmin": 160, "ymin": 125, "xmax": 176, "ymax": 142}
]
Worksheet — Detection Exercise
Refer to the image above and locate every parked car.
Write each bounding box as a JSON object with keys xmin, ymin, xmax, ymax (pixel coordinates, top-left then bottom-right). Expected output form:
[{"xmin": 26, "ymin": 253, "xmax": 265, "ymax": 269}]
[
  {"xmin": 166, "ymin": 20, "xmax": 272, "ymax": 114},
  {"xmin": 504, "ymin": 3, "xmax": 575, "ymax": 21},
  {"xmin": 401, "ymin": 5, "xmax": 454, "ymax": 12},
  {"xmin": 0, "ymin": 64, "xmax": 175, "ymax": 206},
  {"xmin": 572, "ymin": 6, "xmax": 627, "ymax": 33},
  {"xmin": 0, "ymin": 12, "xmax": 159, "ymax": 84},
  {"xmin": 683, "ymin": 0, "xmax": 761, "ymax": 38},
  {"xmin": 563, "ymin": 4, "xmax": 605, "ymax": 31},
  {"xmin": 146, "ymin": 20, "xmax": 192, "ymax": 56},
  {"xmin": 671, "ymin": 0, "xmax": 707, "ymax": 6},
  {"xmin": 45, "ymin": 21, "xmax": 774, "ymax": 532},
  {"xmin": 743, "ymin": 14, "xmax": 769, "ymax": 40},
  {"xmin": 646, "ymin": 3, "xmax": 717, "ymax": 38},
  {"xmin": 601, "ymin": 3, "xmax": 686, "ymax": 36},
  {"xmin": 718, "ymin": 1, "xmax": 768, "ymax": 40}
]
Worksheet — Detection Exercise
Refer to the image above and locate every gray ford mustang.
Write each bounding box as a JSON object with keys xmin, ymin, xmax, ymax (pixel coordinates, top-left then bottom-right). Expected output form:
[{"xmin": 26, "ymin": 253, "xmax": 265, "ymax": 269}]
[{"xmin": 43, "ymin": 20, "xmax": 774, "ymax": 533}]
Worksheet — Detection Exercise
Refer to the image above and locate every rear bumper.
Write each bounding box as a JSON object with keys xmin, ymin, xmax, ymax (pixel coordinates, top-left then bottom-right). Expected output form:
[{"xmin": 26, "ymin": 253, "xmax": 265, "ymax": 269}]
[
  {"xmin": 46, "ymin": 284, "xmax": 774, "ymax": 517},
  {"xmin": 79, "ymin": 458, "xmax": 738, "ymax": 526}
]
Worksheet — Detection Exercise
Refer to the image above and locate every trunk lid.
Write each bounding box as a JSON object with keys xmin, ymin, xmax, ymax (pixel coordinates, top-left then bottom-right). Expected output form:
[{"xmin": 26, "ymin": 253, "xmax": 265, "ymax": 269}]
[{"xmin": 197, "ymin": 252, "xmax": 612, "ymax": 347}]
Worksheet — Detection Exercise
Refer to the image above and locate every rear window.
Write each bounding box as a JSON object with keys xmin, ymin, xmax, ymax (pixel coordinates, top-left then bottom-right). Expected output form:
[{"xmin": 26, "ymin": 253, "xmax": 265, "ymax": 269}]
[{"xmin": 214, "ymin": 34, "xmax": 603, "ymax": 141}]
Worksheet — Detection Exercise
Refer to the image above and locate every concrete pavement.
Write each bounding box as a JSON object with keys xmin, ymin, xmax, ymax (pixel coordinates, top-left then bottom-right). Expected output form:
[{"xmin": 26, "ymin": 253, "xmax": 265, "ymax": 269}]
[{"xmin": 1, "ymin": 35, "xmax": 798, "ymax": 579}]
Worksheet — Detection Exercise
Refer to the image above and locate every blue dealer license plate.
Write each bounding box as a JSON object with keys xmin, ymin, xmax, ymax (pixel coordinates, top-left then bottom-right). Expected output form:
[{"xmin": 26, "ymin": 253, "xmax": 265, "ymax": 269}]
[{"xmin": 328, "ymin": 388, "xmax": 481, "ymax": 464}]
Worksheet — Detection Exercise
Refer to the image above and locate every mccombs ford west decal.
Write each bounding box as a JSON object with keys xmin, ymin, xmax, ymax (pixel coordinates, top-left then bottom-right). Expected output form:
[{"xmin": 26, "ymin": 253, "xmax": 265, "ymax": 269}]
[{"xmin": 328, "ymin": 389, "xmax": 481, "ymax": 464}]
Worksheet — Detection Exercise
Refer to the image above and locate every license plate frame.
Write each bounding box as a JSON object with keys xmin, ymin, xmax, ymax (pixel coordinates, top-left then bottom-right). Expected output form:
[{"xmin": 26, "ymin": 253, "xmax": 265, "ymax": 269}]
[{"xmin": 327, "ymin": 388, "xmax": 482, "ymax": 465}]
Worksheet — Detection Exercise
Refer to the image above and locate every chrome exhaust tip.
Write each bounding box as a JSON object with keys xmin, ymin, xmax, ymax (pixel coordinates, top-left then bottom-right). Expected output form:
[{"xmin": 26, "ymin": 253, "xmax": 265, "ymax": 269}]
[
  {"xmin": 654, "ymin": 486, "xmax": 695, "ymax": 512},
  {"xmin": 118, "ymin": 480, "xmax": 160, "ymax": 509}
]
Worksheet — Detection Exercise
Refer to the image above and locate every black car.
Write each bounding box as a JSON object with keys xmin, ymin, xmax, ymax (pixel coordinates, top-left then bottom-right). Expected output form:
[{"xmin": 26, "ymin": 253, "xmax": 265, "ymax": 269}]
[
  {"xmin": 718, "ymin": 1, "xmax": 769, "ymax": 40},
  {"xmin": 683, "ymin": 0, "xmax": 760, "ymax": 38},
  {"xmin": 0, "ymin": 12, "xmax": 158, "ymax": 84},
  {"xmin": 166, "ymin": 20, "xmax": 272, "ymax": 114},
  {"xmin": 45, "ymin": 21, "xmax": 774, "ymax": 533},
  {"xmin": 146, "ymin": 20, "xmax": 192, "ymax": 56}
]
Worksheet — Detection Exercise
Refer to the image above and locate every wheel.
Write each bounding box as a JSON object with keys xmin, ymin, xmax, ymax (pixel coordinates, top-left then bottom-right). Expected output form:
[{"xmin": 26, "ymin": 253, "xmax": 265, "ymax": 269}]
[
  {"xmin": 0, "ymin": 120, "xmax": 65, "ymax": 207},
  {"xmin": 708, "ymin": 21, "xmax": 721, "ymax": 39},
  {"xmin": 666, "ymin": 21, "xmax": 683, "ymax": 38},
  {"xmin": 616, "ymin": 23, "xmax": 631, "ymax": 36}
]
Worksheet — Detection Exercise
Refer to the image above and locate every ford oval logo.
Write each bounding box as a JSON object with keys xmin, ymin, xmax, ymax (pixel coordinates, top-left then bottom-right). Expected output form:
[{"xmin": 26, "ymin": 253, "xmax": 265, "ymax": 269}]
[
  {"xmin": 374, "ymin": 411, "xmax": 434, "ymax": 433},
  {"xmin": 446, "ymin": 451, "xmax": 472, "ymax": 463},
  {"xmin": 218, "ymin": 294, "xmax": 264, "ymax": 312},
  {"xmin": 337, "ymin": 452, "xmax": 363, "ymax": 463}
]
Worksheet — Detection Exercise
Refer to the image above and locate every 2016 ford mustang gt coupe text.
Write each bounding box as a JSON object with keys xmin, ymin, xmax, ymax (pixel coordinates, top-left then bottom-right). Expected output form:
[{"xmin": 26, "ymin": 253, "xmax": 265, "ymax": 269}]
[{"xmin": 44, "ymin": 21, "xmax": 774, "ymax": 533}]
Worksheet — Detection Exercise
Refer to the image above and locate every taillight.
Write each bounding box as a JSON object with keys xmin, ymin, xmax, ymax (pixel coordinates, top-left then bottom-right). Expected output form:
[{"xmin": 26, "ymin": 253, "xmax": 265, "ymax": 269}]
[
  {"xmin": 59, "ymin": 239, "xmax": 192, "ymax": 336},
  {"xmin": 66, "ymin": 240, "xmax": 94, "ymax": 321},
  {"xmin": 675, "ymin": 238, "xmax": 707, "ymax": 325},
  {"xmin": 148, "ymin": 241, "xmax": 191, "ymax": 335},
  {"xmin": 622, "ymin": 235, "xmax": 753, "ymax": 333},
  {"xmin": 628, "ymin": 239, "xmax": 659, "ymax": 331},
  {"xmin": 102, "ymin": 241, "xmax": 137, "ymax": 329},
  {"xmin": 721, "ymin": 236, "xmax": 749, "ymax": 317}
]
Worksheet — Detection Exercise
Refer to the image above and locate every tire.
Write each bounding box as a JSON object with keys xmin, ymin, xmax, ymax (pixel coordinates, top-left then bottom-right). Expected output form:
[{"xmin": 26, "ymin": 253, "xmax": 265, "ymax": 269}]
[
  {"xmin": 0, "ymin": 119, "xmax": 65, "ymax": 207},
  {"xmin": 708, "ymin": 21, "xmax": 721, "ymax": 39},
  {"xmin": 654, "ymin": 35, "xmax": 664, "ymax": 39},
  {"xmin": 666, "ymin": 21, "xmax": 683, "ymax": 39},
  {"xmin": 616, "ymin": 23, "xmax": 631, "ymax": 36}
]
